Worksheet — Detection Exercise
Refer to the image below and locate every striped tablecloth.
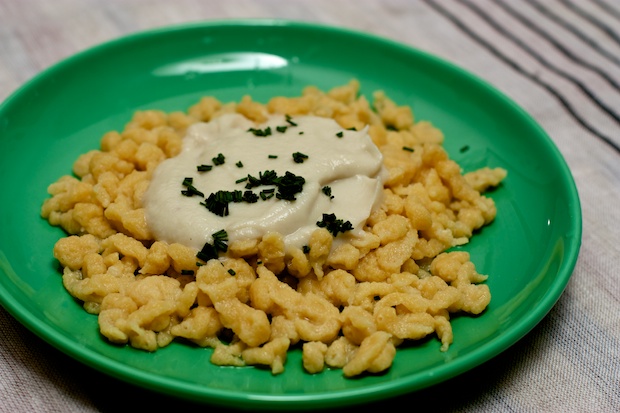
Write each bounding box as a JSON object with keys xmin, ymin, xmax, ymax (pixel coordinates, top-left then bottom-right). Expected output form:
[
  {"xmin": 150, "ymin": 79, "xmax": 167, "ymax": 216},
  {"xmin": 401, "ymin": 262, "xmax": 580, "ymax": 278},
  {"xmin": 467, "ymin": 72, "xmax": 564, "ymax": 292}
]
[{"xmin": 1, "ymin": 1, "xmax": 618, "ymax": 412}]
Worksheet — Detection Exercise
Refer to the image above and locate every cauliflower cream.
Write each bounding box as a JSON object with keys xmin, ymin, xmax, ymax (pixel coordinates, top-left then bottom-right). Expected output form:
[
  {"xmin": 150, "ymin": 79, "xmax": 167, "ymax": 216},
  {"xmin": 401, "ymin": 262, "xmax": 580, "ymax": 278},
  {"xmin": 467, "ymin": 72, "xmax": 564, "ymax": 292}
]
[{"xmin": 144, "ymin": 113, "xmax": 386, "ymax": 252}]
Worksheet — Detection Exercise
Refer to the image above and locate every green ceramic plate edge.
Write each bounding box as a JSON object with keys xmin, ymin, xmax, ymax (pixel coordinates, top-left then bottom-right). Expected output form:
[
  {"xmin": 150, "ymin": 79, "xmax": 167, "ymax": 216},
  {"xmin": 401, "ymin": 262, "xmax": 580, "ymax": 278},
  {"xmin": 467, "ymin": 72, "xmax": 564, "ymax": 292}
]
[{"xmin": 0, "ymin": 20, "xmax": 581, "ymax": 410}]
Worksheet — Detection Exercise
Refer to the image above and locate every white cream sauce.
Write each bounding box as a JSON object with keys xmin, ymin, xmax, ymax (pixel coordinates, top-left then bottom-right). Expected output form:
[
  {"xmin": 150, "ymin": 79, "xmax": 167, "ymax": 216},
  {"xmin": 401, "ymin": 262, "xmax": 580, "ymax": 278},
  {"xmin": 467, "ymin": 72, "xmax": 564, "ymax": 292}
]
[{"xmin": 144, "ymin": 113, "xmax": 386, "ymax": 252}]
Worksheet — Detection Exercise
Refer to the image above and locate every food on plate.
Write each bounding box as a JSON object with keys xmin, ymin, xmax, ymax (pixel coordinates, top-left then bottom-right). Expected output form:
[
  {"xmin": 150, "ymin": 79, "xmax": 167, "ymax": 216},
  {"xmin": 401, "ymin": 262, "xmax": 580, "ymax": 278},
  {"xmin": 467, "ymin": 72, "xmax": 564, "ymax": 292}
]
[{"xmin": 41, "ymin": 80, "xmax": 506, "ymax": 377}]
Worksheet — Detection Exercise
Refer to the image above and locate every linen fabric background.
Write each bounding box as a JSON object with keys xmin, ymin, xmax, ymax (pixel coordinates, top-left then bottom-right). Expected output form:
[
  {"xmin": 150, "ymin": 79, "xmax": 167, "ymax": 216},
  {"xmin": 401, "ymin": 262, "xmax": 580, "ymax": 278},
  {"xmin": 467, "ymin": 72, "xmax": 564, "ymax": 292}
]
[{"xmin": 0, "ymin": 0, "xmax": 618, "ymax": 412}]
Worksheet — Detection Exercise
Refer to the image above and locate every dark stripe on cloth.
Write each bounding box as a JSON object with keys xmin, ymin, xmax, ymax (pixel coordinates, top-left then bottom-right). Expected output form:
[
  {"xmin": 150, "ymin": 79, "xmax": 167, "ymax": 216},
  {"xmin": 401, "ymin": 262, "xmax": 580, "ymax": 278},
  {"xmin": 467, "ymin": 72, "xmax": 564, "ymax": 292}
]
[
  {"xmin": 591, "ymin": 0, "xmax": 620, "ymax": 22},
  {"xmin": 459, "ymin": 0, "xmax": 620, "ymax": 128},
  {"xmin": 423, "ymin": 0, "xmax": 620, "ymax": 154},
  {"xmin": 496, "ymin": 0, "xmax": 620, "ymax": 93},
  {"xmin": 558, "ymin": 0, "xmax": 620, "ymax": 47},
  {"xmin": 525, "ymin": 0, "xmax": 620, "ymax": 67}
]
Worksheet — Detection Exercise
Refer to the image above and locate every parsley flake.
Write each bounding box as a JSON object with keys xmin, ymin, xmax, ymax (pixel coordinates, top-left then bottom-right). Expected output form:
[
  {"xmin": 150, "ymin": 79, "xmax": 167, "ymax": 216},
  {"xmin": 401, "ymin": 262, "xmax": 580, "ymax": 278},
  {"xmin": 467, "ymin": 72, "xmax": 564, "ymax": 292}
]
[
  {"xmin": 196, "ymin": 229, "xmax": 229, "ymax": 262},
  {"xmin": 243, "ymin": 190, "xmax": 259, "ymax": 203},
  {"xmin": 212, "ymin": 153, "xmax": 225, "ymax": 165},
  {"xmin": 247, "ymin": 126, "xmax": 272, "ymax": 137},
  {"xmin": 201, "ymin": 190, "xmax": 243, "ymax": 216},
  {"xmin": 321, "ymin": 186, "xmax": 334, "ymax": 199},
  {"xmin": 292, "ymin": 152, "xmax": 308, "ymax": 163},
  {"xmin": 285, "ymin": 114, "xmax": 297, "ymax": 127},
  {"xmin": 212, "ymin": 229, "xmax": 229, "ymax": 252},
  {"xmin": 316, "ymin": 213, "xmax": 353, "ymax": 236},
  {"xmin": 181, "ymin": 177, "xmax": 204, "ymax": 197}
]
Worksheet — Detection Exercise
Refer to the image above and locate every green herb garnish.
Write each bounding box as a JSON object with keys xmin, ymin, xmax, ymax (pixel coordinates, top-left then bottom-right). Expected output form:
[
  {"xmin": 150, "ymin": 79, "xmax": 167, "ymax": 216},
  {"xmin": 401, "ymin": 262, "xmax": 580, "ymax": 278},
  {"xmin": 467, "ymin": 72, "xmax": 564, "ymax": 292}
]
[
  {"xmin": 336, "ymin": 131, "xmax": 344, "ymax": 138},
  {"xmin": 274, "ymin": 172, "xmax": 305, "ymax": 201},
  {"xmin": 321, "ymin": 186, "xmax": 334, "ymax": 199},
  {"xmin": 244, "ymin": 170, "xmax": 306, "ymax": 201},
  {"xmin": 243, "ymin": 190, "xmax": 259, "ymax": 203},
  {"xmin": 259, "ymin": 188, "xmax": 275, "ymax": 200},
  {"xmin": 292, "ymin": 152, "xmax": 308, "ymax": 163},
  {"xmin": 316, "ymin": 213, "xmax": 353, "ymax": 236},
  {"xmin": 285, "ymin": 114, "xmax": 297, "ymax": 126},
  {"xmin": 201, "ymin": 190, "xmax": 241, "ymax": 216},
  {"xmin": 196, "ymin": 229, "xmax": 229, "ymax": 262},
  {"xmin": 197, "ymin": 164, "xmax": 213, "ymax": 172},
  {"xmin": 196, "ymin": 244, "xmax": 217, "ymax": 262},
  {"xmin": 212, "ymin": 229, "xmax": 229, "ymax": 252},
  {"xmin": 212, "ymin": 153, "xmax": 226, "ymax": 165},
  {"xmin": 248, "ymin": 126, "xmax": 272, "ymax": 137},
  {"xmin": 181, "ymin": 177, "xmax": 204, "ymax": 197},
  {"xmin": 402, "ymin": 146, "xmax": 414, "ymax": 152}
]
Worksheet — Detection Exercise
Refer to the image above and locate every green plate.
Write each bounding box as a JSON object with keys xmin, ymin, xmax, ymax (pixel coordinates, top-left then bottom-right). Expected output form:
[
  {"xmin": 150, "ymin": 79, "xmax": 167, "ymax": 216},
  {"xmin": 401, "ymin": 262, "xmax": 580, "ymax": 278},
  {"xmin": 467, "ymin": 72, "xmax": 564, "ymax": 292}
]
[{"xmin": 0, "ymin": 20, "xmax": 581, "ymax": 410}]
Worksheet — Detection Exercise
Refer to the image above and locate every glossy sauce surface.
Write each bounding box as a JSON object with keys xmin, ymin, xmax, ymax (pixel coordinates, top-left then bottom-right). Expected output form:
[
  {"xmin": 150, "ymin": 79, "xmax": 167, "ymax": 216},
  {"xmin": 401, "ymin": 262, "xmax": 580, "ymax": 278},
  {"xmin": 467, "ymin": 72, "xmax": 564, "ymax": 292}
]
[{"xmin": 144, "ymin": 113, "xmax": 386, "ymax": 250}]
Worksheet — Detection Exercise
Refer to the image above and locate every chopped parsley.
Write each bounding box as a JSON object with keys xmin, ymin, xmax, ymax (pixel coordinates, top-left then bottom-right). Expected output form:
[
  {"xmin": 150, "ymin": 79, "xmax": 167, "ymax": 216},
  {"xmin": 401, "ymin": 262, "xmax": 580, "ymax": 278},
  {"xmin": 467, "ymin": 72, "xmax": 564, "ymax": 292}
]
[
  {"xmin": 228, "ymin": 269, "xmax": 236, "ymax": 276},
  {"xmin": 402, "ymin": 146, "xmax": 414, "ymax": 152},
  {"xmin": 285, "ymin": 114, "xmax": 297, "ymax": 127},
  {"xmin": 259, "ymin": 188, "xmax": 275, "ymax": 200},
  {"xmin": 292, "ymin": 152, "xmax": 308, "ymax": 163},
  {"xmin": 199, "ymin": 186, "xmax": 264, "ymax": 216},
  {"xmin": 247, "ymin": 126, "xmax": 272, "ymax": 137},
  {"xmin": 197, "ymin": 164, "xmax": 213, "ymax": 172},
  {"xmin": 201, "ymin": 190, "xmax": 239, "ymax": 216},
  {"xmin": 274, "ymin": 172, "xmax": 305, "ymax": 201},
  {"xmin": 212, "ymin": 229, "xmax": 228, "ymax": 252},
  {"xmin": 268, "ymin": 154, "xmax": 278, "ymax": 159},
  {"xmin": 197, "ymin": 244, "xmax": 217, "ymax": 262},
  {"xmin": 316, "ymin": 213, "xmax": 353, "ymax": 236},
  {"xmin": 243, "ymin": 190, "xmax": 259, "ymax": 203},
  {"xmin": 336, "ymin": 131, "xmax": 344, "ymax": 138},
  {"xmin": 321, "ymin": 186, "xmax": 334, "ymax": 199},
  {"xmin": 243, "ymin": 170, "xmax": 306, "ymax": 201},
  {"xmin": 181, "ymin": 177, "xmax": 204, "ymax": 197},
  {"xmin": 196, "ymin": 229, "xmax": 229, "ymax": 262},
  {"xmin": 276, "ymin": 125, "xmax": 288, "ymax": 133},
  {"xmin": 236, "ymin": 161, "xmax": 244, "ymax": 168},
  {"xmin": 212, "ymin": 153, "xmax": 226, "ymax": 165}
]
